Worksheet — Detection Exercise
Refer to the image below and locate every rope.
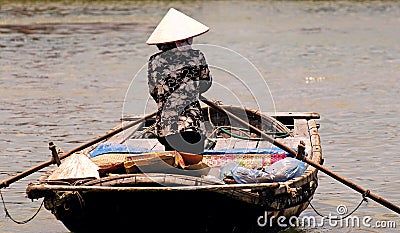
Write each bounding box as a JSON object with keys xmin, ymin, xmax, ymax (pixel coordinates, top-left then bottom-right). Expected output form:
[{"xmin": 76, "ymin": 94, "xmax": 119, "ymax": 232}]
[
  {"xmin": 71, "ymin": 191, "xmax": 85, "ymax": 209},
  {"xmin": 135, "ymin": 123, "xmax": 157, "ymax": 139},
  {"xmin": 0, "ymin": 189, "xmax": 44, "ymax": 224},
  {"xmin": 308, "ymin": 191, "xmax": 369, "ymax": 220},
  {"xmin": 207, "ymin": 105, "xmax": 216, "ymax": 129}
]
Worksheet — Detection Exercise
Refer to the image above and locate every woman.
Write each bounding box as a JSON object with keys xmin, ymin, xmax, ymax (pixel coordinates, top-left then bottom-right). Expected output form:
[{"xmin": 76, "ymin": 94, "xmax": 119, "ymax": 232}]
[{"xmin": 146, "ymin": 8, "xmax": 212, "ymax": 154}]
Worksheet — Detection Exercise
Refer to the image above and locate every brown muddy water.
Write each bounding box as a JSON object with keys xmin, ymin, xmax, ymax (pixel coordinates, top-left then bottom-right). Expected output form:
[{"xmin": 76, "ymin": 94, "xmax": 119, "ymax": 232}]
[{"xmin": 1, "ymin": 1, "xmax": 399, "ymax": 232}]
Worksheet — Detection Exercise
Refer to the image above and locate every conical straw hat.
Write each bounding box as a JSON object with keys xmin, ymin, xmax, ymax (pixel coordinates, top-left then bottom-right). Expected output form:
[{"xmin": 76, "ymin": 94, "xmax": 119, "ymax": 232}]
[
  {"xmin": 146, "ymin": 8, "xmax": 209, "ymax": 45},
  {"xmin": 46, "ymin": 153, "xmax": 100, "ymax": 181}
]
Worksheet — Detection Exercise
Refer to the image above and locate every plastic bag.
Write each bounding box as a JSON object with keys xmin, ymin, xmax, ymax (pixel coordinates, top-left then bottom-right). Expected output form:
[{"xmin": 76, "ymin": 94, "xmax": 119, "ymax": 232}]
[
  {"xmin": 230, "ymin": 164, "xmax": 275, "ymax": 183},
  {"xmin": 219, "ymin": 162, "xmax": 238, "ymax": 180},
  {"xmin": 230, "ymin": 157, "xmax": 306, "ymax": 184},
  {"xmin": 263, "ymin": 157, "xmax": 307, "ymax": 182}
]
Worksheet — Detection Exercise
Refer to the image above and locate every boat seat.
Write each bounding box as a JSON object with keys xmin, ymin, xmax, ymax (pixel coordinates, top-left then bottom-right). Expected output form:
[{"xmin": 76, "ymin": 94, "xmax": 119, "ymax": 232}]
[
  {"xmin": 209, "ymin": 138, "xmax": 281, "ymax": 150},
  {"xmin": 203, "ymin": 138, "xmax": 307, "ymax": 157},
  {"xmin": 124, "ymin": 139, "xmax": 165, "ymax": 151},
  {"xmin": 210, "ymin": 138, "xmax": 258, "ymax": 150}
]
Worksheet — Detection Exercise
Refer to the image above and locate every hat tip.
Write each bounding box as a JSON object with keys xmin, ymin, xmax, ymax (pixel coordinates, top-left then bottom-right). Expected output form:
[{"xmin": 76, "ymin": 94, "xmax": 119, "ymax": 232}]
[{"xmin": 146, "ymin": 7, "xmax": 209, "ymax": 45}]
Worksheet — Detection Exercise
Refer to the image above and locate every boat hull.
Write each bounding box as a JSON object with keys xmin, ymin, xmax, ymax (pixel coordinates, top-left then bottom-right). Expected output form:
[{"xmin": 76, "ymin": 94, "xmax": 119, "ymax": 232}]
[{"xmin": 43, "ymin": 184, "xmax": 316, "ymax": 233}]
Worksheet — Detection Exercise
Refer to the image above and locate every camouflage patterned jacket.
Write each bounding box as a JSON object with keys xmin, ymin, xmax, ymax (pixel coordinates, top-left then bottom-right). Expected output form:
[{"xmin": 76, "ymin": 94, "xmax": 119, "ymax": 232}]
[{"xmin": 148, "ymin": 48, "xmax": 212, "ymax": 138}]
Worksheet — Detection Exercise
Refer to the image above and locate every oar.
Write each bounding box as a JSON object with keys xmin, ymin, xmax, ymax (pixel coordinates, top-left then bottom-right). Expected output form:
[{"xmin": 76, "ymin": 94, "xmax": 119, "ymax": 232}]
[
  {"xmin": 200, "ymin": 96, "xmax": 400, "ymax": 214},
  {"xmin": 0, "ymin": 111, "xmax": 157, "ymax": 189}
]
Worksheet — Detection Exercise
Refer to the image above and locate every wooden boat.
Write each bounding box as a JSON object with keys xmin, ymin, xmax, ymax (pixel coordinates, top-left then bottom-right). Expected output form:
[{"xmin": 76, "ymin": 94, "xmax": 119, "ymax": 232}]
[{"xmin": 26, "ymin": 105, "xmax": 322, "ymax": 233}]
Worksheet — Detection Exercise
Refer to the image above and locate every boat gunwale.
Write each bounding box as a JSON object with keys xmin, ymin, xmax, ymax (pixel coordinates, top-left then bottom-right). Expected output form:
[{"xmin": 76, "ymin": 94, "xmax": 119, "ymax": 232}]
[
  {"xmin": 27, "ymin": 180, "xmax": 282, "ymax": 193},
  {"xmin": 122, "ymin": 110, "xmax": 321, "ymax": 121}
]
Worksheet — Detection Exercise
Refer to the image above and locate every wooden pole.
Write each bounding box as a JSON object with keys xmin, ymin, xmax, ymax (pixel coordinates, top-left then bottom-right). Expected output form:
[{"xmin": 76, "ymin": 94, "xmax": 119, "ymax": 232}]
[
  {"xmin": 200, "ymin": 96, "xmax": 400, "ymax": 214},
  {"xmin": 49, "ymin": 142, "xmax": 61, "ymax": 166},
  {"xmin": 0, "ymin": 111, "xmax": 157, "ymax": 189}
]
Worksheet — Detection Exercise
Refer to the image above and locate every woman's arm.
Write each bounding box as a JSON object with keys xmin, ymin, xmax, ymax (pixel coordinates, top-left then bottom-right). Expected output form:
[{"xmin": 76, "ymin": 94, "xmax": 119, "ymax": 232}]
[
  {"xmin": 148, "ymin": 56, "xmax": 159, "ymax": 102},
  {"xmin": 198, "ymin": 51, "xmax": 212, "ymax": 93}
]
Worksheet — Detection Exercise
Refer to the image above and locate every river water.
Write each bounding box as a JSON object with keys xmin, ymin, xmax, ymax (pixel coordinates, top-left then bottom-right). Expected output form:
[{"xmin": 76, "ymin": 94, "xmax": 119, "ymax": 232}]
[{"xmin": 0, "ymin": 1, "xmax": 399, "ymax": 232}]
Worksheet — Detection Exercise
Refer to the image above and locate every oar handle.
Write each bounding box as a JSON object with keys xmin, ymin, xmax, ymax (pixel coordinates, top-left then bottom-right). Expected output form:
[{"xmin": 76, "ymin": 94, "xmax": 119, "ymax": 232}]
[
  {"xmin": 200, "ymin": 95, "xmax": 400, "ymax": 214},
  {"xmin": 0, "ymin": 111, "xmax": 157, "ymax": 189}
]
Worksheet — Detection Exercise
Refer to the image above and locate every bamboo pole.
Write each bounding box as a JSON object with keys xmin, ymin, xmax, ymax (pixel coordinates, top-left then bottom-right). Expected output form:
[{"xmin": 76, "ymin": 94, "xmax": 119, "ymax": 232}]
[
  {"xmin": 0, "ymin": 111, "xmax": 157, "ymax": 189},
  {"xmin": 200, "ymin": 96, "xmax": 400, "ymax": 214}
]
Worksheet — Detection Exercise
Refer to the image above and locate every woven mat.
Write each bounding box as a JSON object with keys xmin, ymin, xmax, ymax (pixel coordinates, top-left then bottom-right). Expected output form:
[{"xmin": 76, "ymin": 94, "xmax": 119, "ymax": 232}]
[
  {"xmin": 91, "ymin": 153, "xmax": 129, "ymax": 170},
  {"xmin": 91, "ymin": 152, "xmax": 288, "ymax": 172},
  {"xmin": 202, "ymin": 153, "xmax": 287, "ymax": 169}
]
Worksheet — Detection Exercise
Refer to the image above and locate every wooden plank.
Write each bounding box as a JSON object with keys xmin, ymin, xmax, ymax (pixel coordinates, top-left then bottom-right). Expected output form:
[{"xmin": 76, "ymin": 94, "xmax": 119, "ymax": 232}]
[
  {"xmin": 233, "ymin": 140, "xmax": 258, "ymax": 149},
  {"xmin": 308, "ymin": 119, "xmax": 323, "ymax": 165},
  {"xmin": 293, "ymin": 119, "xmax": 309, "ymax": 138},
  {"xmin": 266, "ymin": 112, "xmax": 320, "ymax": 119},
  {"xmin": 213, "ymin": 138, "xmax": 240, "ymax": 150},
  {"xmin": 274, "ymin": 137, "xmax": 311, "ymax": 153},
  {"xmin": 125, "ymin": 139, "xmax": 164, "ymax": 151}
]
